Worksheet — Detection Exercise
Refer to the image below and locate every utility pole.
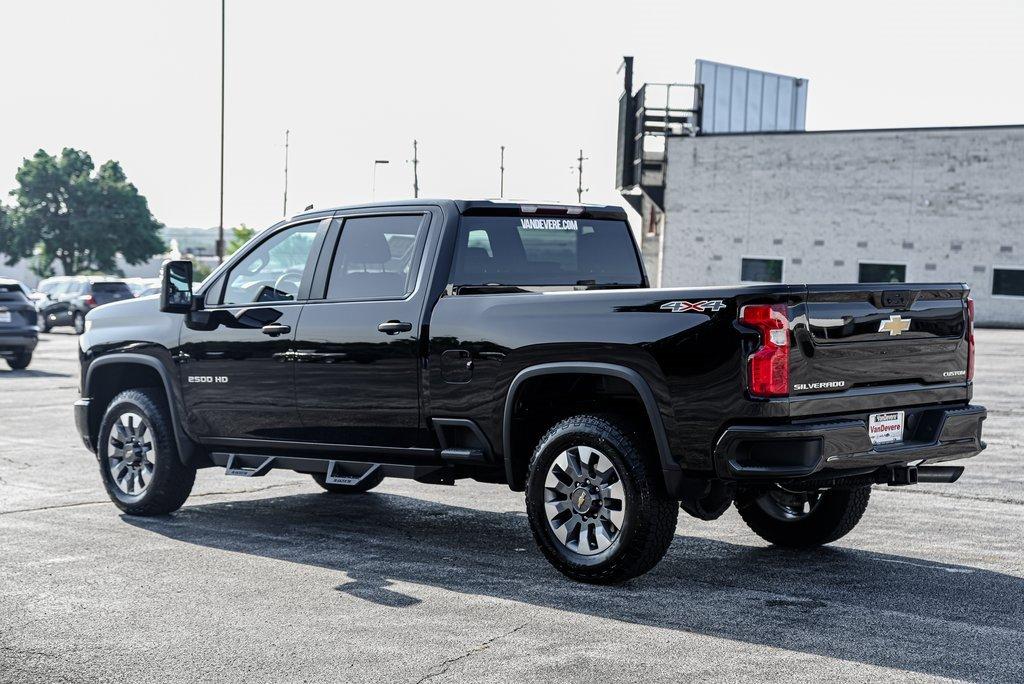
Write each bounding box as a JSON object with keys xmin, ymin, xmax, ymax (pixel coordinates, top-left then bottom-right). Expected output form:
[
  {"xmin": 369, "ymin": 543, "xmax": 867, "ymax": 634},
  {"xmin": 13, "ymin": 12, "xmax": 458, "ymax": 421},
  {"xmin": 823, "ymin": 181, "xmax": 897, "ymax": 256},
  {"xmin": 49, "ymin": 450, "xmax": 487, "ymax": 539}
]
[
  {"xmin": 574, "ymin": 148, "xmax": 589, "ymax": 203},
  {"xmin": 499, "ymin": 145, "xmax": 505, "ymax": 198},
  {"xmin": 217, "ymin": 0, "xmax": 226, "ymax": 263},
  {"xmin": 282, "ymin": 129, "xmax": 289, "ymax": 216},
  {"xmin": 410, "ymin": 140, "xmax": 419, "ymax": 198}
]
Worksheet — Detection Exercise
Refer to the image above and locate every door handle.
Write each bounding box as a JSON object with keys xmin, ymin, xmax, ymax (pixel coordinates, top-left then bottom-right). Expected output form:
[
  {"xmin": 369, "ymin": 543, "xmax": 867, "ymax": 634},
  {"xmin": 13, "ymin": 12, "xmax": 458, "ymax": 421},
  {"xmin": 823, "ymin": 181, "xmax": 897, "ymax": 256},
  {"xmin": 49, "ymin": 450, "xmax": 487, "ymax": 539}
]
[
  {"xmin": 377, "ymin": 320, "xmax": 413, "ymax": 335},
  {"xmin": 261, "ymin": 323, "xmax": 291, "ymax": 337}
]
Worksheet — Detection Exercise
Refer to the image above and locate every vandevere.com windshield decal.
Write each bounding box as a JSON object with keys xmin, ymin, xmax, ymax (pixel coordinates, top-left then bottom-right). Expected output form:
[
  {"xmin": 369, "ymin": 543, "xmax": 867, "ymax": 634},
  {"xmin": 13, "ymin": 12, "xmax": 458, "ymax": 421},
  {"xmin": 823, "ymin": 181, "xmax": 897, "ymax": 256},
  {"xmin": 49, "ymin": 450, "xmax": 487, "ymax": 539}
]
[{"xmin": 519, "ymin": 218, "xmax": 579, "ymax": 231}]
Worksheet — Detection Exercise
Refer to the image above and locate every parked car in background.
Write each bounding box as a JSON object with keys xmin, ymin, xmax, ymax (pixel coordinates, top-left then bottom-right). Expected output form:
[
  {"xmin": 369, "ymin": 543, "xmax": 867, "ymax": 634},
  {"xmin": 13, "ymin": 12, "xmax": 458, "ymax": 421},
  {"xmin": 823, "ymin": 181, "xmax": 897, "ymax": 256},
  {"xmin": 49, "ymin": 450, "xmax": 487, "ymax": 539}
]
[
  {"xmin": 124, "ymin": 277, "xmax": 161, "ymax": 298},
  {"xmin": 37, "ymin": 277, "xmax": 134, "ymax": 334},
  {"xmin": 0, "ymin": 277, "xmax": 39, "ymax": 369}
]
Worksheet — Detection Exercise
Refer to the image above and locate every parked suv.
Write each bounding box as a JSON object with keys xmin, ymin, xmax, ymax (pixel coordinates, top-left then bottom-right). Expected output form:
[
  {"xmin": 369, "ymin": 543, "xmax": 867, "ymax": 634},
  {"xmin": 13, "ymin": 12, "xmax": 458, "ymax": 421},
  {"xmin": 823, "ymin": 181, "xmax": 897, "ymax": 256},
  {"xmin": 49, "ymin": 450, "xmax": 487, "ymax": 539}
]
[
  {"xmin": 74, "ymin": 200, "xmax": 986, "ymax": 583},
  {"xmin": 38, "ymin": 277, "xmax": 134, "ymax": 334},
  {"xmin": 0, "ymin": 277, "xmax": 39, "ymax": 370}
]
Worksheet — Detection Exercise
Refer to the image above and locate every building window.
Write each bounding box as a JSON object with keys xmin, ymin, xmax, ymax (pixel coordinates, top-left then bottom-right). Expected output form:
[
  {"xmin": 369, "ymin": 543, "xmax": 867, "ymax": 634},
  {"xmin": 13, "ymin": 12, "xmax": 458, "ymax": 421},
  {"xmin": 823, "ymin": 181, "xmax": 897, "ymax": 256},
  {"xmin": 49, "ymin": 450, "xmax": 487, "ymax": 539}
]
[
  {"xmin": 859, "ymin": 262, "xmax": 906, "ymax": 283},
  {"xmin": 993, "ymin": 268, "xmax": 1024, "ymax": 297},
  {"xmin": 741, "ymin": 257, "xmax": 783, "ymax": 283}
]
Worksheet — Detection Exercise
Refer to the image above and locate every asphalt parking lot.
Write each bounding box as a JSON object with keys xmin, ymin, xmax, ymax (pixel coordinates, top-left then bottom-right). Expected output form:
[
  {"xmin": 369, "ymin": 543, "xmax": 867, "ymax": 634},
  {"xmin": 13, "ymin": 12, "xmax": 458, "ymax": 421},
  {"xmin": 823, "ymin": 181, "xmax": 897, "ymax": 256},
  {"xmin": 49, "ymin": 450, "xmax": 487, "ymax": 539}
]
[{"xmin": 1, "ymin": 329, "xmax": 1022, "ymax": 683}]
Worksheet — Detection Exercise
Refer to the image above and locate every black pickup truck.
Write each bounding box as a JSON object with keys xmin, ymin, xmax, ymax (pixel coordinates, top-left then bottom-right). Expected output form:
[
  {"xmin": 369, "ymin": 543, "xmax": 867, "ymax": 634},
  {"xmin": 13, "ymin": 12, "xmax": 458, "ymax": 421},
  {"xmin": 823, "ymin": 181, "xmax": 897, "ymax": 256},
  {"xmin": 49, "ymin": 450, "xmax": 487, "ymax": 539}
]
[{"xmin": 74, "ymin": 199, "xmax": 986, "ymax": 583}]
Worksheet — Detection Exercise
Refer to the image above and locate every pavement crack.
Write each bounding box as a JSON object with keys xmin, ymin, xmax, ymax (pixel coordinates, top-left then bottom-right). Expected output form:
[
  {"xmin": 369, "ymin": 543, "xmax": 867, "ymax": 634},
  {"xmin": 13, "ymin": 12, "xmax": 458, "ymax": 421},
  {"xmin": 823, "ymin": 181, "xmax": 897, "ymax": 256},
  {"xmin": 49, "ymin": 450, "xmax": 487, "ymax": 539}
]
[{"xmin": 414, "ymin": 623, "xmax": 527, "ymax": 683}]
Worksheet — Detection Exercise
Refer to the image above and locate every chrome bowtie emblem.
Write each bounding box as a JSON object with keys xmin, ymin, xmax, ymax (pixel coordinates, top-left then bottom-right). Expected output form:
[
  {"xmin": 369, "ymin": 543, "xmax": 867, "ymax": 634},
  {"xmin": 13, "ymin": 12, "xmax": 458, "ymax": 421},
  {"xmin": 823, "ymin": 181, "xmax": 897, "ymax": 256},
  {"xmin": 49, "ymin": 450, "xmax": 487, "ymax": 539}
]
[{"xmin": 879, "ymin": 314, "xmax": 911, "ymax": 336}]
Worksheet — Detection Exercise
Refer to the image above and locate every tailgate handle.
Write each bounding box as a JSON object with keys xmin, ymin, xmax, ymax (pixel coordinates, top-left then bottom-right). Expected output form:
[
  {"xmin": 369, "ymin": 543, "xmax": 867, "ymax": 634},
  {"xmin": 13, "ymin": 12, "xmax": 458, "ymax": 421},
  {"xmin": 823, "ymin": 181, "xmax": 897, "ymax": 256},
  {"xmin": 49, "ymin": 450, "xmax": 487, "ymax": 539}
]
[{"xmin": 882, "ymin": 291, "xmax": 911, "ymax": 309}]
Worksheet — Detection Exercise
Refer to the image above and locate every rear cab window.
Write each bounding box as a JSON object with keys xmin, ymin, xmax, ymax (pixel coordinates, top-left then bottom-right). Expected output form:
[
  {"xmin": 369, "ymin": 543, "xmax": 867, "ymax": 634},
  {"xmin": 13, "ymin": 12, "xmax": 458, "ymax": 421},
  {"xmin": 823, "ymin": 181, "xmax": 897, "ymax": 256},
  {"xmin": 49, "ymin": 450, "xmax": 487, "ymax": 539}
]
[{"xmin": 450, "ymin": 215, "xmax": 643, "ymax": 288}]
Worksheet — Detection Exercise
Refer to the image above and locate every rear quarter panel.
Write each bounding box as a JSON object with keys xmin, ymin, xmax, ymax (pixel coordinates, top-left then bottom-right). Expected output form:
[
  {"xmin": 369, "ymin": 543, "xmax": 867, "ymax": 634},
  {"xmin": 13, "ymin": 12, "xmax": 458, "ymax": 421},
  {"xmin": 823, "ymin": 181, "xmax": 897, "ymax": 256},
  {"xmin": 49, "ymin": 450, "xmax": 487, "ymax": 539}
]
[{"xmin": 427, "ymin": 284, "xmax": 801, "ymax": 470}]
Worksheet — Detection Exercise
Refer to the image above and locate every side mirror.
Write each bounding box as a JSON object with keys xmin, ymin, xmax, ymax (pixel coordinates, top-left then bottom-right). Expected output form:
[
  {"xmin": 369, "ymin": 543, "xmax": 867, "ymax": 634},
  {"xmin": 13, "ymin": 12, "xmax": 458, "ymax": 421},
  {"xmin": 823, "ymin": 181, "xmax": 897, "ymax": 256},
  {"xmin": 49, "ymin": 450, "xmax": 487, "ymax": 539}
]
[{"xmin": 160, "ymin": 260, "xmax": 194, "ymax": 314}]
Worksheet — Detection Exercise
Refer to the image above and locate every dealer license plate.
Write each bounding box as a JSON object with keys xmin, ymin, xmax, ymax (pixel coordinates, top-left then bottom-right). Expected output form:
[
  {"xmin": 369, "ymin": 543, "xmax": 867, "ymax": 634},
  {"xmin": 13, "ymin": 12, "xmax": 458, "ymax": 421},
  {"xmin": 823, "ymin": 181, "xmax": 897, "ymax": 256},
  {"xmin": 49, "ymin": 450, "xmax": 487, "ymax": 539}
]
[
  {"xmin": 869, "ymin": 411, "xmax": 905, "ymax": 446},
  {"xmin": 0, "ymin": 311, "xmax": 10, "ymax": 323}
]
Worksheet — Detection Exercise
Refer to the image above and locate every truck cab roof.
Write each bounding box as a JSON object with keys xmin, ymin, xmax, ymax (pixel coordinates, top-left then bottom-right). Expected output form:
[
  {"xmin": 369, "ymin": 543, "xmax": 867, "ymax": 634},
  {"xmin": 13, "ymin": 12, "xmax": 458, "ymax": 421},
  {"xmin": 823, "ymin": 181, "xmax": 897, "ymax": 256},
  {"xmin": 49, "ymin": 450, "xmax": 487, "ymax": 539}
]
[{"xmin": 292, "ymin": 198, "xmax": 628, "ymax": 223}]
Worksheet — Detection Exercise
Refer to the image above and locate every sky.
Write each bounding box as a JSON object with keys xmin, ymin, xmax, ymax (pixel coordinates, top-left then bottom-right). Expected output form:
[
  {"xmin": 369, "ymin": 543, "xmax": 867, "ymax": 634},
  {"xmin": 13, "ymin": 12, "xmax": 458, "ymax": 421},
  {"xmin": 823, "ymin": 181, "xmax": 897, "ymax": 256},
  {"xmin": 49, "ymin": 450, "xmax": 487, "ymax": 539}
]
[{"xmin": 1, "ymin": 0, "xmax": 1022, "ymax": 231}]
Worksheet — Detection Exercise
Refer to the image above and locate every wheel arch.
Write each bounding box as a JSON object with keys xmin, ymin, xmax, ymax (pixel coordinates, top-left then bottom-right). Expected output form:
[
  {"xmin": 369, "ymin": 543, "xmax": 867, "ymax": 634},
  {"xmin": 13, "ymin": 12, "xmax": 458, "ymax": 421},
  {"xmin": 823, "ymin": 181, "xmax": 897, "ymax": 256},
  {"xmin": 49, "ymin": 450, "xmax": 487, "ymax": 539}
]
[
  {"xmin": 85, "ymin": 354, "xmax": 206, "ymax": 467},
  {"xmin": 502, "ymin": 362, "xmax": 676, "ymax": 492}
]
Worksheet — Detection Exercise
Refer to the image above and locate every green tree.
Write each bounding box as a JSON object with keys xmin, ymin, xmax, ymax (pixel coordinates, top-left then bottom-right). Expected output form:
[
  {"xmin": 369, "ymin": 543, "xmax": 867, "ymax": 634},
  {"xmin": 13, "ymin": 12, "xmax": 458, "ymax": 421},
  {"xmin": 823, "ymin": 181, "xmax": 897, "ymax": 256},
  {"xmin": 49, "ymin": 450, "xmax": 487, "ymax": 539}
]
[
  {"xmin": 227, "ymin": 223, "xmax": 255, "ymax": 255},
  {"xmin": 2, "ymin": 148, "xmax": 165, "ymax": 276}
]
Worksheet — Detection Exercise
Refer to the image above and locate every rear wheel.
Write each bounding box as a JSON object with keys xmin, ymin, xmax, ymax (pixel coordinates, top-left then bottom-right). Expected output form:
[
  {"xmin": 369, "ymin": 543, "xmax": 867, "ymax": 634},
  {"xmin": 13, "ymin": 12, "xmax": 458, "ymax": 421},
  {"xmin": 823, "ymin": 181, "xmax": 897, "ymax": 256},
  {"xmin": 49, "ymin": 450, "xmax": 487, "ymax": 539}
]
[
  {"xmin": 73, "ymin": 311, "xmax": 86, "ymax": 335},
  {"xmin": 6, "ymin": 352, "xmax": 31, "ymax": 370},
  {"xmin": 525, "ymin": 415, "xmax": 678, "ymax": 584},
  {"xmin": 311, "ymin": 467, "xmax": 384, "ymax": 494},
  {"xmin": 98, "ymin": 388, "xmax": 195, "ymax": 515},
  {"xmin": 735, "ymin": 484, "xmax": 871, "ymax": 548}
]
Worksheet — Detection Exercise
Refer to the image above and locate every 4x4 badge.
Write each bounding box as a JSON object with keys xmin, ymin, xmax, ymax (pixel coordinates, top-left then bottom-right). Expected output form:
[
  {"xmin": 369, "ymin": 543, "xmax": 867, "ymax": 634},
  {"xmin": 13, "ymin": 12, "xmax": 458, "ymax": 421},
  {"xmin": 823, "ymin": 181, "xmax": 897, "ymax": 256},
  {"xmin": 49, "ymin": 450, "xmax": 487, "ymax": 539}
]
[{"xmin": 661, "ymin": 300, "xmax": 727, "ymax": 313}]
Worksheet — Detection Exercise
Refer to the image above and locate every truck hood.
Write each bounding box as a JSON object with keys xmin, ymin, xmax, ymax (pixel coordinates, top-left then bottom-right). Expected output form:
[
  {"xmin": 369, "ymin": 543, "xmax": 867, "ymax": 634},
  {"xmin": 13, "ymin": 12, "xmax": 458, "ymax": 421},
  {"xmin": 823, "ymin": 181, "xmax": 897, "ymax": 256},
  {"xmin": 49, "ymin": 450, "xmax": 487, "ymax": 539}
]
[{"xmin": 80, "ymin": 295, "xmax": 182, "ymax": 351}]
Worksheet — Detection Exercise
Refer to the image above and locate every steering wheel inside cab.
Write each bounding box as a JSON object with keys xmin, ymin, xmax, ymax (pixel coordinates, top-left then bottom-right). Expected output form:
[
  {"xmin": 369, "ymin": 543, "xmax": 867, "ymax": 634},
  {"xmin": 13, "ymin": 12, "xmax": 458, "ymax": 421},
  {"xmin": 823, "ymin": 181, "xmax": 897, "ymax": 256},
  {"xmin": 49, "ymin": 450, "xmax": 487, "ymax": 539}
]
[{"xmin": 255, "ymin": 270, "xmax": 303, "ymax": 303}]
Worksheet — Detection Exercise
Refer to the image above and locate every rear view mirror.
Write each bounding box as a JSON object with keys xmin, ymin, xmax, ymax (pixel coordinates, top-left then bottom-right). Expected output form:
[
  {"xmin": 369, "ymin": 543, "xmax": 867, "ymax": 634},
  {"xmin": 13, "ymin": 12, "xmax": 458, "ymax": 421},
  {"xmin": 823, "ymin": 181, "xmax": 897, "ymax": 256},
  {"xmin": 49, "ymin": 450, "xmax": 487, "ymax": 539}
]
[{"xmin": 160, "ymin": 260, "xmax": 194, "ymax": 314}]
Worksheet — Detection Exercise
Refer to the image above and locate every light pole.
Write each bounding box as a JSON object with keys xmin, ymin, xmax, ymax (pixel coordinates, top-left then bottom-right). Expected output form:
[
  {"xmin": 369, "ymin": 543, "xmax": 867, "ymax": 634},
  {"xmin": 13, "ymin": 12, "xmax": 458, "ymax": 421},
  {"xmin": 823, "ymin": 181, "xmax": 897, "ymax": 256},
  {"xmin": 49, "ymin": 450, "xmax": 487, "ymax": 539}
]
[
  {"xmin": 371, "ymin": 159, "xmax": 389, "ymax": 200},
  {"xmin": 217, "ymin": 0, "xmax": 226, "ymax": 263}
]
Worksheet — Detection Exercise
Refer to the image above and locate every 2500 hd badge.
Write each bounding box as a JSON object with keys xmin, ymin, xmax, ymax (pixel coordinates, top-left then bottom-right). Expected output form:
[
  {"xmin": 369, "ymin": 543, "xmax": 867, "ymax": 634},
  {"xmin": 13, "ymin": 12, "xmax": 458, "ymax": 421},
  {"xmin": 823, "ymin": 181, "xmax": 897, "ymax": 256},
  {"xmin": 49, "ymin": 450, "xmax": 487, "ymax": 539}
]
[{"xmin": 72, "ymin": 198, "xmax": 987, "ymax": 584}]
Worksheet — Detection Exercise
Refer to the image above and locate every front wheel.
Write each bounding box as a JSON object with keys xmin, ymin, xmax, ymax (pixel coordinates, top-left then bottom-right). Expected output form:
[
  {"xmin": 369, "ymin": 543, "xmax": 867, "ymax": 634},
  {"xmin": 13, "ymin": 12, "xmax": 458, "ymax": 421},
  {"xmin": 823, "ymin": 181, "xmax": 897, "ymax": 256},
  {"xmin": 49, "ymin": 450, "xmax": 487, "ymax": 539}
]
[
  {"xmin": 525, "ymin": 415, "xmax": 678, "ymax": 584},
  {"xmin": 735, "ymin": 484, "xmax": 871, "ymax": 548},
  {"xmin": 98, "ymin": 388, "xmax": 195, "ymax": 515}
]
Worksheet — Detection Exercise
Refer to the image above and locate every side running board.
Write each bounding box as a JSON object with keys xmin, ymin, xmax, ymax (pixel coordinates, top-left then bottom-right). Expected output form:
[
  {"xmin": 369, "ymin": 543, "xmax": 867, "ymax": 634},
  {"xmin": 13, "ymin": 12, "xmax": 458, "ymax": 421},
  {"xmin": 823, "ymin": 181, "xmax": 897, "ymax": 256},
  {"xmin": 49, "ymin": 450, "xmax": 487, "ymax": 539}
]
[
  {"xmin": 325, "ymin": 461, "xmax": 380, "ymax": 486},
  {"xmin": 224, "ymin": 454, "xmax": 275, "ymax": 477}
]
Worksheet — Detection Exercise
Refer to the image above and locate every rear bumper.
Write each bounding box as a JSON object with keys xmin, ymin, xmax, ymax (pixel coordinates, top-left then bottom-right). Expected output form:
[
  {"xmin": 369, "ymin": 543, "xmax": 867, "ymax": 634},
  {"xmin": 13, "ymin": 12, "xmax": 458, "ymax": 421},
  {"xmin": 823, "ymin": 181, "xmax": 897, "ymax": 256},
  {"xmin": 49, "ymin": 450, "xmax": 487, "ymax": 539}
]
[
  {"xmin": 0, "ymin": 332, "xmax": 38, "ymax": 355},
  {"xmin": 714, "ymin": 404, "xmax": 986, "ymax": 480}
]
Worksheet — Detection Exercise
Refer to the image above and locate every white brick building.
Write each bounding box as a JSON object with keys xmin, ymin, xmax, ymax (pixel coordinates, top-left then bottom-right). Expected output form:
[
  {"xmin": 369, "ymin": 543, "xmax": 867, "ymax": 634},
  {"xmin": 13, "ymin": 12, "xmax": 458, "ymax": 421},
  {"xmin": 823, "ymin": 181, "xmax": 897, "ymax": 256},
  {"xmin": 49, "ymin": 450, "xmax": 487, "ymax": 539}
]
[{"xmin": 638, "ymin": 125, "xmax": 1024, "ymax": 326}]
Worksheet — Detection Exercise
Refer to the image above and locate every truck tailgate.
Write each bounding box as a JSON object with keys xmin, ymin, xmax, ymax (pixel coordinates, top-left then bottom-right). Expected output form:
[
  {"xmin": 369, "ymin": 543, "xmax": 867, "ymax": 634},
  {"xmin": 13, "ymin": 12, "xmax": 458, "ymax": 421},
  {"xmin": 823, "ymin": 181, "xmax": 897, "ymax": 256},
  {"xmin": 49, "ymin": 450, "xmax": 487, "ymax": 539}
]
[{"xmin": 790, "ymin": 283, "xmax": 970, "ymax": 396}]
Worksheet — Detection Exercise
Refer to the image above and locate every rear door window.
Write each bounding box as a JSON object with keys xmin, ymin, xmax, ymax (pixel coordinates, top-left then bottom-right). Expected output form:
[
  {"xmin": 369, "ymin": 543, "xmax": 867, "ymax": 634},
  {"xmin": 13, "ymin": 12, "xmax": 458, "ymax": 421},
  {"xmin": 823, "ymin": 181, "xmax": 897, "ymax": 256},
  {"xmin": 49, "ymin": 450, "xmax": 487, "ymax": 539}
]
[{"xmin": 325, "ymin": 214, "xmax": 427, "ymax": 300}]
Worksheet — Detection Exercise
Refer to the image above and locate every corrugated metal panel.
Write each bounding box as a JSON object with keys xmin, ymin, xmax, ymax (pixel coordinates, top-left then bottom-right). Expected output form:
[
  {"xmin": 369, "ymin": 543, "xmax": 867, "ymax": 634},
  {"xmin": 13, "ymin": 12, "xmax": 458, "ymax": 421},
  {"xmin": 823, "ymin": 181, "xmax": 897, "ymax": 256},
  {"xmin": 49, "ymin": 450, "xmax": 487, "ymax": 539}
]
[{"xmin": 695, "ymin": 60, "xmax": 808, "ymax": 134}]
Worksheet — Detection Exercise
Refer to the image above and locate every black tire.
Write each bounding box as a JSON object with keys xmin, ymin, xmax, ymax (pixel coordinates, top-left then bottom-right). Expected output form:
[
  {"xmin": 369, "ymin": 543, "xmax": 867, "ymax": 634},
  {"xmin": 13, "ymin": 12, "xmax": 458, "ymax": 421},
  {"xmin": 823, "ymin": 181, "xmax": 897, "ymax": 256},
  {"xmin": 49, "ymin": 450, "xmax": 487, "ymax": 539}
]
[
  {"xmin": 97, "ymin": 388, "xmax": 195, "ymax": 515},
  {"xmin": 37, "ymin": 312, "xmax": 50, "ymax": 333},
  {"xmin": 525, "ymin": 414, "xmax": 678, "ymax": 584},
  {"xmin": 311, "ymin": 467, "xmax": 385, "ymax": 494},
  {"xmin": 73, "ymin": 311, "xmax": 85, "ymax": 335},
  {"xmin": 6, "ymin": 352, "xmax": 31, "ymax": 370},
  {"xmin": 735, "ymin": 485, "xmax": 871, "ymax": 548}
]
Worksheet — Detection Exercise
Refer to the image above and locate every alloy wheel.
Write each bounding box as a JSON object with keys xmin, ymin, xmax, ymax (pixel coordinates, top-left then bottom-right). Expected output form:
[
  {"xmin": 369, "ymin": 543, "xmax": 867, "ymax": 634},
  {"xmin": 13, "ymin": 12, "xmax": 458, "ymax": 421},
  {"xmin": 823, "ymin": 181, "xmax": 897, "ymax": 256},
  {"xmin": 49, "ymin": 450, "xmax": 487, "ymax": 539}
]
[
  {"xmin": 107, "ymin": 411, "xmax": 156, "ymax": 497},
  {"xmin": 543, "ymin": 445, "xmax": 627, "ymax": 556}
]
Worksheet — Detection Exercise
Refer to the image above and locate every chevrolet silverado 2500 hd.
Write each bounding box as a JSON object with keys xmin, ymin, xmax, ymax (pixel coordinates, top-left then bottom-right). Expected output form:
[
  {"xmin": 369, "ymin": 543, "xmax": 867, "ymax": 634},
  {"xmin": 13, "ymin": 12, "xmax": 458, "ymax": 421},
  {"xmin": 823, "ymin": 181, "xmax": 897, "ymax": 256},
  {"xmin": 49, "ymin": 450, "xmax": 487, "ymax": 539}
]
[{"xmin": 74, "ymin": 199, "xmax": 986, "ymax": 583}]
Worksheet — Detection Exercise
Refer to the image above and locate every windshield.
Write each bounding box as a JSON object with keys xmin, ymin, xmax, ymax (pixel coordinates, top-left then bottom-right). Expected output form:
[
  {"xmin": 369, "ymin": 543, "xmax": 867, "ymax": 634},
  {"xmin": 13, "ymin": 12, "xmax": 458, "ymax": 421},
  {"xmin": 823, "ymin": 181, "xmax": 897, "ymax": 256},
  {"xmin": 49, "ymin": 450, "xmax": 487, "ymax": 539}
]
[{"xmin": 451, "ymin": 216, "xmax": 643, "ymax": 287}]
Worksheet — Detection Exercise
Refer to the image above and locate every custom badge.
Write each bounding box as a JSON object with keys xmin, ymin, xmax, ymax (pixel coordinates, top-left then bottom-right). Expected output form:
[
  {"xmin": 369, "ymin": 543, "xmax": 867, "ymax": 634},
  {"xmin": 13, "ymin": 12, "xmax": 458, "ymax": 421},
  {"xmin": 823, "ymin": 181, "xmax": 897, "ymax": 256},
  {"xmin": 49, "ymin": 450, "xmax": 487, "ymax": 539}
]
[
  {"xmin": 660, "ymin": 300, "xmax": 727, "ymax": 313},
  {"xmin": 878, "ymin": 314, "xmax": 911, "ymax": 336}
]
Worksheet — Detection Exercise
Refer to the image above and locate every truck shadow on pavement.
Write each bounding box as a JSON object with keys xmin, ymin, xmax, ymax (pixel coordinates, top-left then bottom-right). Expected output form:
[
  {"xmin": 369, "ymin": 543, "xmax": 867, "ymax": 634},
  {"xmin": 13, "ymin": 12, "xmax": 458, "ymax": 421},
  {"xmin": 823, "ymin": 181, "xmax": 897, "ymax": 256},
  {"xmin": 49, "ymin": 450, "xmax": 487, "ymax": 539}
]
[{"xmin": 124, "ymin": 491, "xmax": 1024, "ymax": 681}]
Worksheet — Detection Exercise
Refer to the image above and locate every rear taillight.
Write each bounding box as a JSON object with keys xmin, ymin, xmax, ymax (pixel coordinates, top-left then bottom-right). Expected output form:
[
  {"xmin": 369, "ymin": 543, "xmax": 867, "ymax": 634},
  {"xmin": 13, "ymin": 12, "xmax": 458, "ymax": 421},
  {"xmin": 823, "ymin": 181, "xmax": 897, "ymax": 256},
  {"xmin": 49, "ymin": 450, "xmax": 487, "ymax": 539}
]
[
  {"xmin": 83, "ymin": 295, "xmax": 97, "ymax": 308},
  {"xmin": 740, "ymin": 303, "xmax": 790, "ymax": 397},
  {"xmin": 967, "ymin": 297, "xmax": 975, "ymax": 381}
]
